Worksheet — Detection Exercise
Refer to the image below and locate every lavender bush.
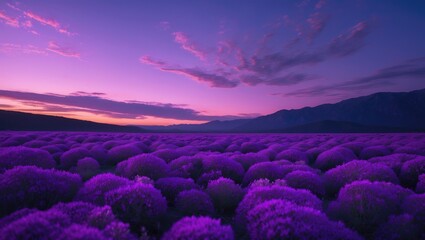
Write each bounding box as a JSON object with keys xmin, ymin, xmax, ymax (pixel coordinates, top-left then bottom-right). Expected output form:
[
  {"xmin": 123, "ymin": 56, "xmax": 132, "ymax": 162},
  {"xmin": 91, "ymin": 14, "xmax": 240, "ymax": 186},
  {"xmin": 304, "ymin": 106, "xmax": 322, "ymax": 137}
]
[{"xmin": 0, "ymin": 132, "xmax": 424, "ymax": 239}]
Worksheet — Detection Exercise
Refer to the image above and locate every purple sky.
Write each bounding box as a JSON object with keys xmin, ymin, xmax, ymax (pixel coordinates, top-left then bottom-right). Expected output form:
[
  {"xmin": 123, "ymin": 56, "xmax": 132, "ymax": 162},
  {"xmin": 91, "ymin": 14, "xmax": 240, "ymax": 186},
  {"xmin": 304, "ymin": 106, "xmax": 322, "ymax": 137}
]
[{"xmin": 1, "ymin": 0, "xmax": 425, "ymax": 125}]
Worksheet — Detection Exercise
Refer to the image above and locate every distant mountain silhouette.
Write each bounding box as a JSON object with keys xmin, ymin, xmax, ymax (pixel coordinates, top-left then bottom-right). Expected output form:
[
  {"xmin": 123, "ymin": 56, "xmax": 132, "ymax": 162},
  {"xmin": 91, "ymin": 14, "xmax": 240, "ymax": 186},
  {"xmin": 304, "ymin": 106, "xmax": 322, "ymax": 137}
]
[
  {"xmin": 235, "ymin": 88, "xmax": 425, "ymax": 132},
  {"xmin": 2, "ymin": 88, "xmax": 425, "ymax": 133},
  {"xmin": 0, "ymin": 110, "xmax": 145, "ymax": 132},
  {"xmin": 141, "ymin": 88, "xmax": 425, "ymax": 133}
]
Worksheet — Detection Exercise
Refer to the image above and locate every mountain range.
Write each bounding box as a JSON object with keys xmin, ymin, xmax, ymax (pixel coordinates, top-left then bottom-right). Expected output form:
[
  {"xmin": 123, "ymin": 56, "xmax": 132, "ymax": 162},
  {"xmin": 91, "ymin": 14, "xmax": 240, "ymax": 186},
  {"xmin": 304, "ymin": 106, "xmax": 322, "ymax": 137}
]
[
  {"xmin": 1, "ymin": 88, "xmax": 424, "ymax": 133},
  {"xmin": 142, "ymin": 88, "xmax": 425, "ymax": 133}
]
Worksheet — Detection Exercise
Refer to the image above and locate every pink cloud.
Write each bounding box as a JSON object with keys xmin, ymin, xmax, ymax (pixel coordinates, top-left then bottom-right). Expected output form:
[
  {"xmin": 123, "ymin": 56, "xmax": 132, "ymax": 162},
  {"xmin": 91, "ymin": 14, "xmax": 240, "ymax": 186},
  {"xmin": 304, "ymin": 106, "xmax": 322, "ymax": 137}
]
[
  {"xmin": 140, "ymin": 55, "xmax": 238, "ymax": 88},
  {"xmin": 173, "ymin": 32, "xmax": 206, "ymax": 60},
  {"xmin": 6, "ymin": 3, "xmax": 21, "ymax": 11},
  {"xmin": 0, "ymin": 11, "xmax": 19, "ymax": 27},
  {"xmin": 46, "ymin": 41, "xmax": 80, "ymax": 58},
  {"xmin": 328, "ymin": 21, "xmax": 370, "ymax": 57},
  {"xmin": 315, "ymin": 0, "xmax": 327, "ymax": 9},
  {"xmin": 22, "ymin": 20, "xmax": 32, "ymax": 28},
  {"xmin": 0, "ymin": 43, "xmax": 47, "ymax": 55},
  {"xmin": 24, "ymin": 11, "xmax": 73, "ymax": 35},
  {"xmin": 306, "ymin": 12, "xmax": 330, "ymax": 41}
]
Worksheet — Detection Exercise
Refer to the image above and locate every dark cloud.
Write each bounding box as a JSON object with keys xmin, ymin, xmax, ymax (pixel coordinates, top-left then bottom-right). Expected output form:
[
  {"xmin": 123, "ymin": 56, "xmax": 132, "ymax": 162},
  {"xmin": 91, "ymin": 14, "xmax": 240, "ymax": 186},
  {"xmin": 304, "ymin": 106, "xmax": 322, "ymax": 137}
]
[
  {"xmin": 162, "ymin": 67, "xmax": 239, "ymax": 88},
  {"xmin": 241, "ymin": 52, "xmax": 325, "ymax": 76},
  {"xmin": 306, "ymin": 12, "xmax": 330, "ymax": 41},
  {"xmin": 0, "ymin": 89, "xmax": 246, "ymax": 121},
  {"xmin": 286, "ymin": 57, "xmax": 425, "ymax": 97},
  {"xmin": 141, "ymin": 17, "xmax": 371, "ymax": 89},
  {"xmin": 242, "ymin": 73, "xmax": 315, "ymax": 86},
  {"xmin": 328, "ymin": 21, "xmax": 370, "ymax": 57},
  {"xmin": 141, "ymin": 56, "xmax": 238, "ymax": 88}
]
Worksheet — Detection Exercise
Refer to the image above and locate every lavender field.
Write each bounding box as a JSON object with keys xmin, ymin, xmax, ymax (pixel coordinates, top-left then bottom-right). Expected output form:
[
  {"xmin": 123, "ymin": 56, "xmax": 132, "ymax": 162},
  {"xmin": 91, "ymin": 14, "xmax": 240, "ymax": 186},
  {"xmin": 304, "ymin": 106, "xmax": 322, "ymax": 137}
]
[{"xmin": 0, "ymin": 132, "xmax": 423, "ymax": 239}]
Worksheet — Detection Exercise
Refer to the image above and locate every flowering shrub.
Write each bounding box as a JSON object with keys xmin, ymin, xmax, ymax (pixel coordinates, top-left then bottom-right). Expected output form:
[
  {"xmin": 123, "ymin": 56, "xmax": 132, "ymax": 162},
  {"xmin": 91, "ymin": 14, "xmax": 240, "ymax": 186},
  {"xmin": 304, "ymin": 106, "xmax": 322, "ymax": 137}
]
[
  {"xmin": 275, "ymin": 149, "xmax": 309, "ymax": 163},
  {"xmin": 153, "ymin": 149, "xmax": 185, "ymax": 163},
  {"xmin": 416, "ymin": 174, "xmax": 425, "ymax": 193},
  {"xmin": 108, "ymin": 143, "xmax": 144, "ymax": 164},
  {"xmin": 328, "ymin": 180, "xmax": 413, "ymax": 235},
  {"xmin": 324, "ymin": 160, "xmax": 399, "ymax": 197},
  {"xmin": 154, "ymin": 177, "xmax": 198, "ymax": 204},
  {"xmin": 202, "ymin": 155, "xmax": 245, "ymax": 183},
  {"xmin": 0, "ymin": 209, "xmax": 71, "ymax": 240},
  {"xmin": 402, "ymin": 193, "xmax": 425, "ymax": 226},
  {"xmin": 60, "ymin": 147, "xmax": 91, "ymax": 169},
  {"xmin": 242, "ymin": 162, "xmax": 286, "ymax": 187},
  {"xmin": 86, "ymin": 205, "xmax": 116, "ymax": 229},
  {"xmin": 77, "ymin": 157, "xmax": 100, "ymax": 180},
  {"xmin": 206, "ymin": 177, "xmax": 244, "ymax": 212},
  {"xmin": 175, "ymin": 189, "xmax": 215, "ymax": 216},
  {"xmin": 235, "ymin": 185, "xmax": 322, "ymax": 233},
  {"xmin": 0, "ymin": 208, "xmax": 37, "ymax": 229},
  {"xmin": 0, "ymin": 146, "xmax": 55, "ymax": 173},
  {"xmin": 58, "ymin": 224, "xmax": 109, "ymax": 240},
  {"xmin": 374, "ymin": 214, "xmax": 422, "ymax": 240},
  {"xmin": 116, "ymin": 154, "xmax": 170, "ymax": 180},
  {"xmin": 162, "ymin": 216, "xmax": 234, "ymax": 240},
  {"xmin": 314, "ymin": 147, "xmax": 356, "ymax": 171},
  {"xmin": 368, "ymin": 153, "xmax": 417, "ymax": 175},
  {"xmin": 232, "ymin": 152, "xmax": 269, "ymax": 170},
  {"xmin": 400, "ymin": 157, "xmax": 425, "ymax": 188},
  {"xmin": 168, "ymin": 156, "xmax": 203, "ymax": 179},
  {"xmin": 105, "ymin": 183, "xmax": 167, "ymax": 231},
  {"xmin": 0, "ymin": 166, "xmax": 82, "ymax": 215},
  {"xmin": 360, "ymin": 146, "xmax": 392, "ymax": 159},
  {"xmin": 75, "ymin": 173, "xmax": 132, "ymax": 205},
  {"xmin": 196, "ymin": 170, "xmax": 223, "ymax": 187},
  {"xmin": 1, "ymin": 132, "xmax": 425, "ymax": 238},
  {"xmin": 247, "ymin": 199, "xmax": 362, "ymax": 240},
  {"xmin": 52, "ymin": 201, "xmax": 97, "ymax": 224},
  {"xmin": 285, "ymin": 170, "xmax": 325, "ymax": 198},
  {"xmin": 240, "ymin": 142, "xmax": 265, "ymax": 153}
]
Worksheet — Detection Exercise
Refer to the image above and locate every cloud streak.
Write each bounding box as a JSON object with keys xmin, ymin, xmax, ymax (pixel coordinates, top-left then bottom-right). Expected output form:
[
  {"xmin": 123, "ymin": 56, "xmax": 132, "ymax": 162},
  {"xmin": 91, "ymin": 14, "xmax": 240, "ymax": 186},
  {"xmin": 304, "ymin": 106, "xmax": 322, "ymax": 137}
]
[
  {"xmin": 328, "ymin": 21, "xmax": 369, "ymax": 57},
  {"xmin": 286, "ymin": 57, "xmax": 425, "ymax": 97},
  {"xmin": 141, "ymin": 56, "xmax": 238, "ymax": 88},
  {"xmin": 142, "ymin": 13, "xmax": 371, "ymax": 89},
  {"xmin": 23, "ymin": 11, "xmax": 72, "ymax": 35},
  {"xmin": 47, "ymin": 41, "xmax": 81, "ymax": 58},
  {"xmin": 0, "ymin": 89, "xmax": 247, "ymax": 121},
  {"xmin": 0, "ymin": 43, "xmax": 47, "ymax": 55},
  {"xmin": 0, "ymin": 10, "xmax": 19, "ymax": 27},
  {"xmin": 173, "ymin": 32, "xmax": 206, "ymax": 60}
]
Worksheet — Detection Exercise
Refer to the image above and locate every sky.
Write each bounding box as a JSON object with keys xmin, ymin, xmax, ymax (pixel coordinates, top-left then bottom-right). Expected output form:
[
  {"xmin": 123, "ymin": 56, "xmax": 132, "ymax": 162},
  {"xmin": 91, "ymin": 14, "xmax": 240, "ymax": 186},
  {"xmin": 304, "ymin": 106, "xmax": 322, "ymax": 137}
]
[{"xmin": 1, "ymin": 0, "xmax": 425, "ymax": 126}]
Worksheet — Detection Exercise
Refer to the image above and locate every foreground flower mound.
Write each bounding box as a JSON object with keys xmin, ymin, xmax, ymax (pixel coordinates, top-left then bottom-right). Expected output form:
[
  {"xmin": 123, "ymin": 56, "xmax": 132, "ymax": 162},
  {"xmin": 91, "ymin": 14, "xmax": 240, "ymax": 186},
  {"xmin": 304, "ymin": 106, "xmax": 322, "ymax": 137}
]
[
  {"xmin": 247, "ymin": 199, "xmax": 362, "ymax": 240},
  {"xmin": 0, "ymin": 132, "xmax": 425, "ymax": 239},
  {"xmin": 162, "ymin": 216, "xmax": 234, "ymax": 240}
]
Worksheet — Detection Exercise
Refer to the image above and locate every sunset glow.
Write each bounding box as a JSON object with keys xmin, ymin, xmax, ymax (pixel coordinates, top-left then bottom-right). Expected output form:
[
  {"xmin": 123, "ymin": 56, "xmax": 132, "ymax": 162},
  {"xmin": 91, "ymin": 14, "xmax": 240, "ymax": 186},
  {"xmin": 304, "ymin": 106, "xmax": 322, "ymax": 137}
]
[{"xmin": 1, "ymin": 0, "xmax": 425, "ymax": 125}]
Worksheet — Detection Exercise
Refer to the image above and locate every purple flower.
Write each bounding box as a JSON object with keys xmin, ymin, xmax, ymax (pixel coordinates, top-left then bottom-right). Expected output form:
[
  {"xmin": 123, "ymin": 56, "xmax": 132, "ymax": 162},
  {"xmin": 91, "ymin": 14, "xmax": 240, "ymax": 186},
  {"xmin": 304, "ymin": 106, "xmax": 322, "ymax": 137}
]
[
  {"xmin": 105, "ymin": 183, "xmax": 167, "ymax": 231},
  {"xmin": 0, "ymin": 166, "xmax": 82, "ymax": 215},
  {"xmin": 247, "ymin": 199, "xmax": 362, "ymax": 240},
  {"xmin": 314, "ymin": 147, "xmax": 356, "ymax": 171},
  {"xmin": 162, "ymin": 216, "xmax": 234, "ymax": 240},
  {"xmin": 155, "ymin": 177, "xmax": 198, "ymax": 205},
  {"xmin": 202, "ymin": 155, "xmax": 245, "ymax": 183},
  {"xmin": 0, "ymin": 146, "xmax": 55, "ymax": 173},
  {"xmin": 328, "ymin": 180, "xmax": 413, "ymax": 235},
  {"xmin": 324, "ymin": 160, "xmax": 399, "ymax": 197},
  {"xmin": 206, "ymin": 177, "xmax": 244, "ymax": 212},
  {"xmin": 235, "ymin": 185, "xmax": 322, "ymax": 233},
  {"xmin": 60, "ymin": 147, "xmax": 91, "ymax": 169},
  {"xmin": 285, "ymin": 170, "xmax": 325, "ymax": 198},
  {"xmin": 115, "ymin": 154, "xmax": 170, "ymax": 180},
  {"xmin": 75, "ymin": 173, "xmax": 131, "ymax": 205},
  {"xmin": 175, "ymin": 189, "xmax": 215, "ymax": 216}
]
